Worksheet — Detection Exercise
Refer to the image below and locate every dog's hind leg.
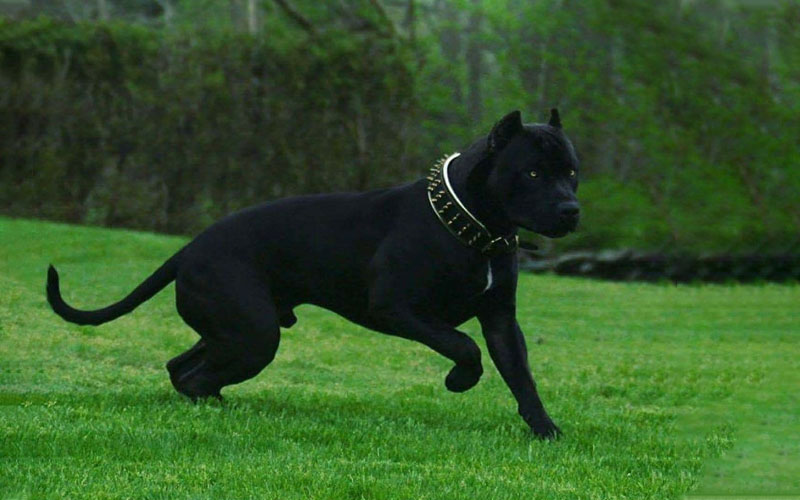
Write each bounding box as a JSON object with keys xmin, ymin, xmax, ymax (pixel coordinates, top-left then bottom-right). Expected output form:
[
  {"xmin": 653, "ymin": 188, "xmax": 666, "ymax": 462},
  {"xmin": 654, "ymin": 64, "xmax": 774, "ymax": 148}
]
[
  {"xmin": 169, "ymin": 261, "xmax": 281, "ymax": 400},
  {"xmin": 166, "ymin": 339, "xmax": 206, "ymax": 391}
]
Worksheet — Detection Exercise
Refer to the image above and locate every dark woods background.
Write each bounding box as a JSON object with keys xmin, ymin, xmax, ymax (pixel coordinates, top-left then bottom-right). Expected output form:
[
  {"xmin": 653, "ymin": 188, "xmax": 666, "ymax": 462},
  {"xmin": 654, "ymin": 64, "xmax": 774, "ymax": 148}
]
[{"xmin": 1, "ymin": 0, "xmax": 799, "ymax": 257}]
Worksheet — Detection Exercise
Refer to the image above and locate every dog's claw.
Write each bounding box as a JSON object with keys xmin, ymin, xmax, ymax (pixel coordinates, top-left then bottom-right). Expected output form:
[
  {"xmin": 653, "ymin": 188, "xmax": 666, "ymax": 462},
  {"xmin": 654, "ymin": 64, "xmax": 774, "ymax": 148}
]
[
  {"xmin": 521, "ymin": 410, "xmax": 562, "ymax": 440},
  {"xmin": 530, "ymin": 418, "xmax": 562, "ymax": 440},
  {"xmin": 183, "ymin": 392, "xmax": 223, "ymax": 404}
]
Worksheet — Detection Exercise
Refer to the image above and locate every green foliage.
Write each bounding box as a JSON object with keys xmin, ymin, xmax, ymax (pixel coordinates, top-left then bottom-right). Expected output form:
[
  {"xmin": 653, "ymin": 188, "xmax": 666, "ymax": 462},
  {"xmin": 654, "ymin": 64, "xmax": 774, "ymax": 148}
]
[
  {"xmin": 417, "ymin": 0, "xmax": 800, "ymax": 254},
  {"xmin": 0, "ymin": 17, "xmax": 419, "ymax": 234},
  {"xmin": 565, "ymin": 175, "xmax": 669, "ymax": 250},
  {"xmin": 1, "ymin": 1, "xmax": 799, "ymax": 252},
  {"xmin": 2, "ymin": 218, "xmax": 799, "ymax": 497}
]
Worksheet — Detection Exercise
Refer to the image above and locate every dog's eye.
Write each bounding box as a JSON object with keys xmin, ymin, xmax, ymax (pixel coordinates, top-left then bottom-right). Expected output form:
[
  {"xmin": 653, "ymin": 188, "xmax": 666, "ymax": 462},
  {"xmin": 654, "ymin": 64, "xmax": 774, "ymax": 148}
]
[
  {"xmin": 529, "ymin": 171, "xmax": 538, "ymax": 179},
  {"xmin": 569, "ymin": 170, "xmax": 576, "ymax": 177}
]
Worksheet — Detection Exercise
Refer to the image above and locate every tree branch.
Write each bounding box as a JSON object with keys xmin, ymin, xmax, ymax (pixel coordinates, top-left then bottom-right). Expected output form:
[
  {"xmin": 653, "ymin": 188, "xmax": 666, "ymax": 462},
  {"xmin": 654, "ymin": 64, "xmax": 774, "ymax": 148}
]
[
  {"xmin": 403, "ymin": 0, "xmax": 415, "ymax": 42},
  {"xmin": 271, "ymin": 0, "xmax": 316, "ymax": 35},
  {"xmin": 367, "ymin": 0, "xmax": 398, "ymax": 38}
]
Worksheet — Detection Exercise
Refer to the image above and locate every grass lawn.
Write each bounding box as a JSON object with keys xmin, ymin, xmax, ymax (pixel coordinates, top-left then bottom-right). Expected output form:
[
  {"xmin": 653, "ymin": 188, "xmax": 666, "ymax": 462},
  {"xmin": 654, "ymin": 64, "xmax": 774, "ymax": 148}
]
[{"xmin": 1, "ymin": 217, "xmax": 797, "ymax": 499}]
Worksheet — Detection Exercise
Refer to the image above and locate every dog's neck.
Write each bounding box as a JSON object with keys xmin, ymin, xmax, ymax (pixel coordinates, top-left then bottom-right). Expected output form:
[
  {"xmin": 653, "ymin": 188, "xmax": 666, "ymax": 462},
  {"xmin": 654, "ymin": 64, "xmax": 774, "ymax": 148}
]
[{"xmin": 445, "ymin": 138, "xmax": 517, "ymax": 237}]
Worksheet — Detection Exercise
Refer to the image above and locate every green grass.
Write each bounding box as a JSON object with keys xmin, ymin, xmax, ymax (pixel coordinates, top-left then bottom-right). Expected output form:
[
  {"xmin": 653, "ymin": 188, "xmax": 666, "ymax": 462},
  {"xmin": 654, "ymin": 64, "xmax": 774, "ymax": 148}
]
[{"xmin": 1, "ymin": 216, "xmax": 798, "ymax": 499}]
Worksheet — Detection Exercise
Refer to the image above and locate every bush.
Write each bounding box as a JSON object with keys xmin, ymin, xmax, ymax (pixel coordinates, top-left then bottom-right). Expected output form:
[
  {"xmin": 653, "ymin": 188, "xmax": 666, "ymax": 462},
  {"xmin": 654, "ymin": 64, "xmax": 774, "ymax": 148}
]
[{"xmin": 0, "ymin": 18, "xmax": 419, "ymax": 234}]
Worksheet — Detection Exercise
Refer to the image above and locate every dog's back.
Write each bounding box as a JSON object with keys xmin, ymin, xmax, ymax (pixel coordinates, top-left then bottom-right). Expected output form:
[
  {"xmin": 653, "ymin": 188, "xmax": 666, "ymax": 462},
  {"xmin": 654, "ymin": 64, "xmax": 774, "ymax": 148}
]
[{"xmin": 177, "ymin": 180, "xmax": 426, "ymax": 321}]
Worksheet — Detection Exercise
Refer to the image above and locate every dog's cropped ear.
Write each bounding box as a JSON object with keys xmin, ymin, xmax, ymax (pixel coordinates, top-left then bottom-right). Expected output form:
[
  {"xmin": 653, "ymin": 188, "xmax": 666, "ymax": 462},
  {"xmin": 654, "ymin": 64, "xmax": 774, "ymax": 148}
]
[
  {"xmin": 548, "ymin": 108, "xmax": 562, "ymax": 128},
  {"xmin": 488, "ymin": 110, "xmax": 523, "ymax": 154}
]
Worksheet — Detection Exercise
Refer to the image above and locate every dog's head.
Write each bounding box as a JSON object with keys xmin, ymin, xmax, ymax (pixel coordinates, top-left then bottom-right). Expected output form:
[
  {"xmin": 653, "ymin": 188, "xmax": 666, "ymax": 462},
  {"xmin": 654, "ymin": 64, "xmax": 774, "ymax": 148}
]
[{"xmin": 483, "ymin": 109, "xmax": 580, "ymax": 238}]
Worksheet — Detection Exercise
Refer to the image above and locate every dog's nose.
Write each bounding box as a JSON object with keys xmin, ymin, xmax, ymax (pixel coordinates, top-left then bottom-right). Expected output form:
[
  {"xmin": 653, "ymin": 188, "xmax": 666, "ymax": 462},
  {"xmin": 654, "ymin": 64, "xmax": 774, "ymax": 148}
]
[{"xmin": 558, "ymin": 201, "xmax": 580, "ymax": 221}]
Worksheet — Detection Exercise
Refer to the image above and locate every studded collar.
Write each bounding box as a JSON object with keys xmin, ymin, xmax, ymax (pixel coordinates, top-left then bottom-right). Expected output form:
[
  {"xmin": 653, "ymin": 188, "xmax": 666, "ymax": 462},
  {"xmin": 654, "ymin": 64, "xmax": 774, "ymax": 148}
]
[{"xmin": 426, "ymin": 153, "xmax": 519, "ymax": 257}]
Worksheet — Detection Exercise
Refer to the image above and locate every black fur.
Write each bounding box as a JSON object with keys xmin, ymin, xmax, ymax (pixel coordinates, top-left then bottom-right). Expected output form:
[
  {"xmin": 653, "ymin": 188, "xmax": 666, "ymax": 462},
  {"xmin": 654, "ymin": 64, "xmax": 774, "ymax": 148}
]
[{"xmin": 47, "ymin": 110, "xmax": 580, "ymax": 439}]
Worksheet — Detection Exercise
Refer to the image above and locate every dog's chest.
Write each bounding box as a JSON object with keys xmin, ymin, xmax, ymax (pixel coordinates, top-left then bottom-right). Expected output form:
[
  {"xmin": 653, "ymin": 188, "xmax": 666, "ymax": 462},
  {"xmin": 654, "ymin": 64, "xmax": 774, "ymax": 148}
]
[
  {"xmin": 436, "ymin": 257, "xmax": 498, "ymax": 302},
  {"xmin": 426, "ymin": 260, "xmax": 498, "ymax": 325},
  {"xmin": 457, "ymin": 258, "xmax": 502, "ymax": 297}
]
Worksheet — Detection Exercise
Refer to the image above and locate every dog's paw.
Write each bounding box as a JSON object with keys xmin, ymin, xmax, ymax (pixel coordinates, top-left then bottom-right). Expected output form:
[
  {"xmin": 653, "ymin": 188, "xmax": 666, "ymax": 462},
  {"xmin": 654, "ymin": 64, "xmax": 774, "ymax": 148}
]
[
  {"xmin": 529, "ymin": 417, "xmax": 562, "ymax": 440},
  {"xmin": 445, "ymin": 364, "xmax": 482, "ymax": 393},
  {"xmin": 173, "ymin": 371, "xmax": 222, "ymax": 402}
]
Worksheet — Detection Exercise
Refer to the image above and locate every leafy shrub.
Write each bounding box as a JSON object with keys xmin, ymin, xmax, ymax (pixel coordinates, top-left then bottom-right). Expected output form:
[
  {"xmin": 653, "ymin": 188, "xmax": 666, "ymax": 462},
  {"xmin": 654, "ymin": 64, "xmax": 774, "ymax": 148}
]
[{"xmin": 0, "ymin": 17, "xmax": 419, "ymax": 234}]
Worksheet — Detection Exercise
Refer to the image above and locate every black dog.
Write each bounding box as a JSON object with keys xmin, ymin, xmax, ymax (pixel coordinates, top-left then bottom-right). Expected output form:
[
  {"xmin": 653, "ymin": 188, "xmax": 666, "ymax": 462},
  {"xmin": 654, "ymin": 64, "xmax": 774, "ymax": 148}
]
[{"xmin": 47, "ymin": 109, "xmax": 580, "ymax": 439}]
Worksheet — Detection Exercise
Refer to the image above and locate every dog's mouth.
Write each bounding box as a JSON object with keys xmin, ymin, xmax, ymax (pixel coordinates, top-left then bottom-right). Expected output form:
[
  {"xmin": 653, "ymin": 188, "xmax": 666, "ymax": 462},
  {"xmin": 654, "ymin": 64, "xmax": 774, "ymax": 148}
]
[
  {"xmin": 519, "ymin": 221, "xmax": 578, "ymax": 239},
  {"xmin": 537, "ymin": 227, "xmax": 573, "ymax": 239}
]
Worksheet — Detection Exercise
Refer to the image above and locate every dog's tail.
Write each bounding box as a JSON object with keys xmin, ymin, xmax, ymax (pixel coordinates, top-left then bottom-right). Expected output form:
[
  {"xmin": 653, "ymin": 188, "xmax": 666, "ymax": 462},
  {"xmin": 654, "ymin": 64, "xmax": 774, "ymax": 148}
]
[{"xmin": 46, "ymin": 252, "xmax": 181, "ymax": 326}]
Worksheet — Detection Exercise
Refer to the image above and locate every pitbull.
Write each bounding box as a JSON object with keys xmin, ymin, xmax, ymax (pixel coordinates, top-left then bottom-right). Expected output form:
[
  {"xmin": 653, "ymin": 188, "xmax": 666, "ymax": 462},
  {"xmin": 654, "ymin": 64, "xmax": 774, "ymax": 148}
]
[{"xmin": 47, "ymin": 109, "xmax": 580, "ymax": 439}]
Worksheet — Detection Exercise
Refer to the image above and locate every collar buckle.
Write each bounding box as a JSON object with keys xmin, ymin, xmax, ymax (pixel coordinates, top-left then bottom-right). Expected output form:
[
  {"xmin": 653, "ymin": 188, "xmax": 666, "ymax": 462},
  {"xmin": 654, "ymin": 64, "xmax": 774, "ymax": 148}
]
[{"xmin": 481, "ymin": 235, "xmax": 519, "ymax": 257}]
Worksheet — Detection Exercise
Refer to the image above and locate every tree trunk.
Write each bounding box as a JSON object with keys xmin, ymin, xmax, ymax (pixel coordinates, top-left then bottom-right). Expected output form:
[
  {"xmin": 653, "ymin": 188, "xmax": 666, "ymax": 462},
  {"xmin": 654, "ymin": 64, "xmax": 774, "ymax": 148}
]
[
  {"xmin": 437, "ymin": 0, "xmax": 463, "ymax": 108},
  {"xmin": 465, "ymin": 0, "xmax": 483, "ymax": 124},
  {"xmin": 97, "ymin": 0, "xmax": 109, "ymax": 20},
  {"xmin": 403, "ymin": 0, "xmax": 416, "ymax": 43},
  {"xmin": 247, "ymin": 0, "xmax": 259, "ymax": 34}
]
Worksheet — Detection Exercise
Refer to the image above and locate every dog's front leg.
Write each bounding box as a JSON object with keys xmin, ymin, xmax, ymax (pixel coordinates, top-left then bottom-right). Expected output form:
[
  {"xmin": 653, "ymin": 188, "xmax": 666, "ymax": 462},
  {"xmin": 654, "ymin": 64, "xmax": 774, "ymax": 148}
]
[
  {"xmin": 478, "ymin": 305, "xmax": 561, "ymax": 439},
  {"xmin": 367, "ymin": 304, "xmax": 483, "ymax": 392}
]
